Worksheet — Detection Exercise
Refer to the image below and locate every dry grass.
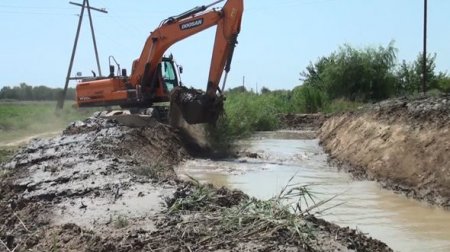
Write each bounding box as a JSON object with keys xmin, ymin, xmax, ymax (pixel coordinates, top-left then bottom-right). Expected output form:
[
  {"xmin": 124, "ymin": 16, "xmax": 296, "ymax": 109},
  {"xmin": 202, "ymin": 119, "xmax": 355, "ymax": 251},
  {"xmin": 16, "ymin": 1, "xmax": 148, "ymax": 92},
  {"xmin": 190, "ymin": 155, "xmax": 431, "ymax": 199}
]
[{"xmin": 164, "ymin": 176, "xmax": 341, "ymax": 247}]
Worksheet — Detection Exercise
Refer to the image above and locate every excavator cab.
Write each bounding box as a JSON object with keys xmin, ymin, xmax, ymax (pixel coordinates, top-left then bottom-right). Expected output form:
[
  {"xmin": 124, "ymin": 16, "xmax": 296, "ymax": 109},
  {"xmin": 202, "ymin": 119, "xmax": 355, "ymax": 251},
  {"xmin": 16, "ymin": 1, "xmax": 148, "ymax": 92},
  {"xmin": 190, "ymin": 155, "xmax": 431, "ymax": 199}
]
[
  {"xmin": 161, "ymin": 57, "xmax": 180, "ymax": 92},
  {"xmin": 76, "ymin": 56, "xmax": 181, "ymax": 108}
]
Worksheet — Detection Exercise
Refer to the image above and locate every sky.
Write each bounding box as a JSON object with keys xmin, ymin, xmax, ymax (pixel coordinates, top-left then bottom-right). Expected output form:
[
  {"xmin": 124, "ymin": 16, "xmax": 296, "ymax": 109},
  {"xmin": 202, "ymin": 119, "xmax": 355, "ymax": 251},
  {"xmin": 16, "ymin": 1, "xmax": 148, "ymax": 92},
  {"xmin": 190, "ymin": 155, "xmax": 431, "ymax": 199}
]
[{"xmin": 0, "ymin": 0, "xmax": 449, "ymax": 92}]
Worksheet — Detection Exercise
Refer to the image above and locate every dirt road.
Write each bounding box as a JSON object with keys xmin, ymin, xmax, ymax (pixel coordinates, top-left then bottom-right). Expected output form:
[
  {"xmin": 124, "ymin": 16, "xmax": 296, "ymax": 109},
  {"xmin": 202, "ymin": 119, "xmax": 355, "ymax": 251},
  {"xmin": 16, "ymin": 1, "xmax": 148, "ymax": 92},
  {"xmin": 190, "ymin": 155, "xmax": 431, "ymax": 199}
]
[
  {"xmin": 0, "ymin": 116, "xmax": 391, "ymax": 251},
  {"xmin": 319, "ymin": 95, "xmax": 450, "ymax": 208},
  {"xmin": 0, "ymin": 131, "xmax": 61, "ymax": 148}
]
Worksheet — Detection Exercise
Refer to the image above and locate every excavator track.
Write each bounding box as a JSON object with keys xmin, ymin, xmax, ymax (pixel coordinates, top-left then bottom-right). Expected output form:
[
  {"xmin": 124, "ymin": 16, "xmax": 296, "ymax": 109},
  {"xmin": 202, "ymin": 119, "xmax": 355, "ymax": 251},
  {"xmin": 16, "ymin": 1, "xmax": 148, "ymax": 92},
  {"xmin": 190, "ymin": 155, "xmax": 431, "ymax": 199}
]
[{"xmin": 94, "ymin": 106, "xmax": 167, "ymax": 127}]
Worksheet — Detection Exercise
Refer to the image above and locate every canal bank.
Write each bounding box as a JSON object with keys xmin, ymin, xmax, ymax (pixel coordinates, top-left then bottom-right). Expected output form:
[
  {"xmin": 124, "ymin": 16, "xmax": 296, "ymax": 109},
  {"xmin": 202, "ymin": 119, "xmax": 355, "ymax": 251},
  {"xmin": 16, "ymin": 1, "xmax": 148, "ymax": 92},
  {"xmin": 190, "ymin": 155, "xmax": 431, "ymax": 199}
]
[{"xmin": 319, "ymin": 95, "xmax": 450, "ymax": 207}]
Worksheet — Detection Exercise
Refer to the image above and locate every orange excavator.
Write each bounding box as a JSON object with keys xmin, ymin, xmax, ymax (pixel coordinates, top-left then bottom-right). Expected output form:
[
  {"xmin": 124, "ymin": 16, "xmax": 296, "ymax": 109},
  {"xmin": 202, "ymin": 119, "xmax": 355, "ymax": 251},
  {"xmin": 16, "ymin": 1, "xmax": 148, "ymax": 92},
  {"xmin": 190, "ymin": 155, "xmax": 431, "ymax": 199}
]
[{"xmin": 76, "ymin": 0, "xmax": 243, "ymax": 125}]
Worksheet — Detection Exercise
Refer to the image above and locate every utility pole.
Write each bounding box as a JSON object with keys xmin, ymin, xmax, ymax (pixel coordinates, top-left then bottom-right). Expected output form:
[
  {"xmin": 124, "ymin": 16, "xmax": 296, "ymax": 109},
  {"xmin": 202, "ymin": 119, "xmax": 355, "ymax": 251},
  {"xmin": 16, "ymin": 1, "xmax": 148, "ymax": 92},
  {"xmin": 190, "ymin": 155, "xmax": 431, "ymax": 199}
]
[
  {"xmin": 422, "ymin": 0, "xmax": 428, "ymax": 94},
  {"xmin": 56, "ymin": 0, "xmax": 107, "ymax": 112}
]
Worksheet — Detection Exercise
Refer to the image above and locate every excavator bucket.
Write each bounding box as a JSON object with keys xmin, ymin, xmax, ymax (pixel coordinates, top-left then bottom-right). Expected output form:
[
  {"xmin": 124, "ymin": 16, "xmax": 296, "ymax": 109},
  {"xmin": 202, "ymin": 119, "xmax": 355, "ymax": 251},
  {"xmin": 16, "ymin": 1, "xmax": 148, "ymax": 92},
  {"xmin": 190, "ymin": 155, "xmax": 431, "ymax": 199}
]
[{"xmin": 169, "ymin": 86, "xmax": 223, "ymax": 125}]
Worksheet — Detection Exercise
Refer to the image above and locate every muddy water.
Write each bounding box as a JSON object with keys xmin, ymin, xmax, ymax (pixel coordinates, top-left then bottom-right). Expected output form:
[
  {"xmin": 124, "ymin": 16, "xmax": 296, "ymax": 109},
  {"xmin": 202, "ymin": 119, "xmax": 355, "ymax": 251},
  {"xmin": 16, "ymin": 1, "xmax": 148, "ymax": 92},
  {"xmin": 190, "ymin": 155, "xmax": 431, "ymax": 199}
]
[{"xmin": 177, "ymin": 131, "xmax": 450, "ymax": 252}]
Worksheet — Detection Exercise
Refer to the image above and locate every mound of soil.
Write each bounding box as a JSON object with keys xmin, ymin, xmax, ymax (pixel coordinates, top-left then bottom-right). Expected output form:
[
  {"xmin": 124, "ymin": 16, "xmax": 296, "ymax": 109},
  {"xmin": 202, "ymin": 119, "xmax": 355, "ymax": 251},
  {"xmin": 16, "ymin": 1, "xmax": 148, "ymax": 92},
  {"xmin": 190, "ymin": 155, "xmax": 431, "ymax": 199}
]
[
  {"xmin": 319, "ymin": 95, "xmax": 450, "ymax": 207},
  {"xmin": 0, "ymin": 116, "xmax": 392, "ymax": 251}
]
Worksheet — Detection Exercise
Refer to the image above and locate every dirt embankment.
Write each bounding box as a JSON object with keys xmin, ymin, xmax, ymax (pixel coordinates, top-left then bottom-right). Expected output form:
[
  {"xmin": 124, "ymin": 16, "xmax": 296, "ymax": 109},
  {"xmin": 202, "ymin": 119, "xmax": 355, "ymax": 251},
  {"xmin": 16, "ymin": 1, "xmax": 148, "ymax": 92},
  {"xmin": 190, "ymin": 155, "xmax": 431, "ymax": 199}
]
[
  {"xmin": 0, "ymin": 116, "xmax": 391, "ymax": 251},
  {"xmin": 319, "ymin": 95, "xmax": 450, "ymax": 207}
]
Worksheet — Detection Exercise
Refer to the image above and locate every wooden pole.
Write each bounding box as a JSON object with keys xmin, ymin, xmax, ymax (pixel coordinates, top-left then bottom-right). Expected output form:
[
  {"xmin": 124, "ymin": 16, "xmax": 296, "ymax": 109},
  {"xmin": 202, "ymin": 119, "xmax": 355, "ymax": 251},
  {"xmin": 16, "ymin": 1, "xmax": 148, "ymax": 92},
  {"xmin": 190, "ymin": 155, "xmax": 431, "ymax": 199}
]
[{"xmin": 422, "ymin": 0, "xmax": 428, "ymax": 94}]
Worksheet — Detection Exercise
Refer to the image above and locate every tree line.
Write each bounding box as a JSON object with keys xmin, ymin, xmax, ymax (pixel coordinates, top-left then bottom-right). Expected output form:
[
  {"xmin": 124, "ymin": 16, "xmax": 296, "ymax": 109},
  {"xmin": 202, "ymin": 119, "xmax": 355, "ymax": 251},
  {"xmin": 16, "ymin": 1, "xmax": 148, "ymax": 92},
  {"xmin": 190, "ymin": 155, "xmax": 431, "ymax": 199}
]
[
  {"xmin": 0, "ymin": 83, "xmax": 75, "ymax": 101},
  {"xmin": 299, "ymin": 41, "xmax": 450, "ymax": 105}
]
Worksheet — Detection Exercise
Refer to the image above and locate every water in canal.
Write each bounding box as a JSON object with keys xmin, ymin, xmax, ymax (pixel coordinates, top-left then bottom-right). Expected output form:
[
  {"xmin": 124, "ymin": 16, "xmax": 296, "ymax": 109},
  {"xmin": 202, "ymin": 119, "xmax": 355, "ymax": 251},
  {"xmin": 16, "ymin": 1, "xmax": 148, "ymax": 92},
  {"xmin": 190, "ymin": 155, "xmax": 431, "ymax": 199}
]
[{"xmin": 176, "ymin": 131, "xmax": 450, "ymax": 252}]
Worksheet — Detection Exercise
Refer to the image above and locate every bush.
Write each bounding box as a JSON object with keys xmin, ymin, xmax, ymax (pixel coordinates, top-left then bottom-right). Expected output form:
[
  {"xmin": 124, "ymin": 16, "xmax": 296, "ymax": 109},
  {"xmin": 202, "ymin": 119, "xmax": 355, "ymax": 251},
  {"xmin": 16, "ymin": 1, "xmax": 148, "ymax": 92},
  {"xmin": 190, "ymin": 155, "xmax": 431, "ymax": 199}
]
[
  {"xmin": 292, "ymin": 85, "xmax": 328, "ymax": 113},
  {"xmin": 437, "ymin": 75, "xmax": 450, "ymax": 94},
  {"xmin": 301, "ymin": 42, "xmax": 398, "ymax": 102},
  {"xmin": 211, "ymin": 89, "xmax": 298, "ymax": 138}
]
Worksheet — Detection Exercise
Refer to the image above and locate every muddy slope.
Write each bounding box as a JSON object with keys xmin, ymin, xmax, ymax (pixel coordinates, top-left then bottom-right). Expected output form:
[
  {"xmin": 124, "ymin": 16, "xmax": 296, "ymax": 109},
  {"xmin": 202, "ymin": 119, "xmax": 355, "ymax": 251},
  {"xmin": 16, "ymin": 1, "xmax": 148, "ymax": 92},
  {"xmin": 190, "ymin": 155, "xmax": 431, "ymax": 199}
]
[
  {"xmin": 0, "ymin": 116, "xmax": 391, "ymax": 251},
  {"xmin": 319, "ymin": 95, "xmax": 450, "ymax": 207}
]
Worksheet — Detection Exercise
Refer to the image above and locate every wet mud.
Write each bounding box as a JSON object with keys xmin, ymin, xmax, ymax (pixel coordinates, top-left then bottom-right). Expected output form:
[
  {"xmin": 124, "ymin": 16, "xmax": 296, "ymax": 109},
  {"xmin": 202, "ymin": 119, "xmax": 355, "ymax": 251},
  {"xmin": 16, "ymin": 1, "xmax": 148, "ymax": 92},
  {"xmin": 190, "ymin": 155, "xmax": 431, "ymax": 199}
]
[
  {"xmin": 319, "ymin": 95, "xmax": 450, "ymax": 208},
  {"xmin": 0, "ymin": 115, "xmax": 391, "ymax": 251}
]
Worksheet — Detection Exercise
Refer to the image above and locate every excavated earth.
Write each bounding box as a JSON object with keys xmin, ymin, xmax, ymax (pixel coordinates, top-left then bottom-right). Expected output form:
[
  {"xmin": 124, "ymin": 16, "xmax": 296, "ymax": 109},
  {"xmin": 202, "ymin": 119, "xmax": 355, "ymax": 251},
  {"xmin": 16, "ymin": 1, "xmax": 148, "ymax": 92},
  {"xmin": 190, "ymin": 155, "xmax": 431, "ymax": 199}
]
[
  {"xmin": 0, "ymin": 116, "xmax": 391, "ymax": 251},
  {"xmin": 319, "ymin": 95, "xmax": 450, "ymax": 208}
]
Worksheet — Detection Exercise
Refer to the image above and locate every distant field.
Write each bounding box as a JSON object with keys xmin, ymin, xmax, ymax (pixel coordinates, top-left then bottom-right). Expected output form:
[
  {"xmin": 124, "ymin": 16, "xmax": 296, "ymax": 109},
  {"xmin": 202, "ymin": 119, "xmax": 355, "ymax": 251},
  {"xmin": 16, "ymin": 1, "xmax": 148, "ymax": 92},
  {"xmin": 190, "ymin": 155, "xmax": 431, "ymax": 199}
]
[{"xmin": 0, "ymin": 101, "xmax": 96, "ymax": 144}]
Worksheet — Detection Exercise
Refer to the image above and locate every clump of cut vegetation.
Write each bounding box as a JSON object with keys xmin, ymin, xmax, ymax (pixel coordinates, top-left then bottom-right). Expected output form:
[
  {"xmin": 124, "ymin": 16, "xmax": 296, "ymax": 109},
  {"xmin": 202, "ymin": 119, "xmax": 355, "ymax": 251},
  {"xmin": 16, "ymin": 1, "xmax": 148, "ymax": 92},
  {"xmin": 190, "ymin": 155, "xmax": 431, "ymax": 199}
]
[
  {"xmin": 114, "ymin": 215, "xmax": 129, "ymax": 229},
  {"xmin": 132, "ymin": 164, "xmax": 167, "ymax": 179},
  {"xmin": 159, "ymin": 177, "xmax": 348, "ymax": 250},
  {"xmin": 131, "ymin": 152, "xmax": 170, "ymax": 179},
  {"xmin": 167, "ymin": 178, "xmax": 218, "ymax": 213}
]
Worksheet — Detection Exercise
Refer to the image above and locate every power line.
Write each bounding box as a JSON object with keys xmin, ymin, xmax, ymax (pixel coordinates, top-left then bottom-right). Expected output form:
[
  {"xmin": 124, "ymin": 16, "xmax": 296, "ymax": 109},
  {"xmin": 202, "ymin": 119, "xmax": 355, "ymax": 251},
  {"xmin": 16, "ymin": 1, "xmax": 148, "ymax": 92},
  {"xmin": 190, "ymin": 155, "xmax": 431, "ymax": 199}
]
[{"xmin": 0, "ymin": 10, "xmax": 76, "ymax": 16}]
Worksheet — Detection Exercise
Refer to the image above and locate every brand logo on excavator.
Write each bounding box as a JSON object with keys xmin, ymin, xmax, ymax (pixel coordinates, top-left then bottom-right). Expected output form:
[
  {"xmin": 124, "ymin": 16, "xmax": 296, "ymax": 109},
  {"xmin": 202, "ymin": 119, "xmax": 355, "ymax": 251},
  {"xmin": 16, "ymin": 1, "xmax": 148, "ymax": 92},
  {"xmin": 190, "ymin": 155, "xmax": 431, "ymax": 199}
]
[{"xmin": 180, "ymin": 18, "xmax": 204, "ymax": 30}]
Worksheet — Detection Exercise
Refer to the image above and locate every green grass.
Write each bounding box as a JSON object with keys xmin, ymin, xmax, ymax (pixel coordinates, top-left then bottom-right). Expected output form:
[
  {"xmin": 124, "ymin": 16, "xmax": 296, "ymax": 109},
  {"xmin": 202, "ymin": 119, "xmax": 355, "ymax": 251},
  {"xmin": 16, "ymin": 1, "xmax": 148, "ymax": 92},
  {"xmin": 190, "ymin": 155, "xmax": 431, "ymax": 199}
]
[
  {"xmin": 0, "ymin": 147, "xmax": 17, "ymax": 164},
  {"xmin": 0, "ymin": 101, "xmax": 96, "ymax": 144}
]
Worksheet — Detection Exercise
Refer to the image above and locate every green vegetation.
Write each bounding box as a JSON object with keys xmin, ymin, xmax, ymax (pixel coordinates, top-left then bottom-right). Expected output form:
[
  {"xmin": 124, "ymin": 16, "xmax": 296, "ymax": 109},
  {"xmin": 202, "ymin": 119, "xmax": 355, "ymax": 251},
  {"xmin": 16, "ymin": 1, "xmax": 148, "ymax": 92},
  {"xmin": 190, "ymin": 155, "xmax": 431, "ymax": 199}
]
[
  {"xmin": 114, "ymin": 215, "xmax": 129, "ymax": 229},
  {"xmin": 0, "ymin": 83, "xmax": 75, "ymax": 101},
  {"xmin": 132, "ymin": 163, "xmax": 167, "ymax": 179},
  {"xmin": 167, "ymin": 177, "xmax": 341, "ymax": 246},
  {"xmin": 216, "ymin": 42, "xmax": 449, "ymax": 138},
  {"xmin": 211, "ymin": 87, "xmax": 363, "ymax": 139},
  {"xmin": 0, "ymin": 147, "xmax": 17, "ymax": 164},
  {"xmin": 302, "ymin": 42, "xmax": 450, "ymax": 101},
  {"xmin": 0, "ymin": 101, "xmax": 94, "ymax": 144},
  {"xmin": 301, "ymin": 42, "xmax": 398, "ymax": 102}
]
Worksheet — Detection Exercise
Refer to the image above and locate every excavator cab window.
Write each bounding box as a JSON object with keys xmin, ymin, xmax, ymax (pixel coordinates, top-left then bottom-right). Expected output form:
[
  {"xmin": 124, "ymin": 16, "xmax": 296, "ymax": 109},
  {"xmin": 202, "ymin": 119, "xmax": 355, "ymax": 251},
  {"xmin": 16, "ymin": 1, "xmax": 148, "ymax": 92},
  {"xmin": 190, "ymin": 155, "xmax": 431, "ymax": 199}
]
[{"xmin": 161, "ymin": 58, "xmax": 178, "ymax": 92}]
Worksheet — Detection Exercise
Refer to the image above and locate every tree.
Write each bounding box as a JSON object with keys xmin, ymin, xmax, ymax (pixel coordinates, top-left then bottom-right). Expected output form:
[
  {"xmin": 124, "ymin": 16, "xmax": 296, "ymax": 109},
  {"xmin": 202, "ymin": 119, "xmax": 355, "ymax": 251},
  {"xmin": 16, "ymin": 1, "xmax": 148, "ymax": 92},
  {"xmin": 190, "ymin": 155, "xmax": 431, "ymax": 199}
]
[
  {"xmin": 395, "ymin": 53, "xmax": 439, "ymax": 95},
  {"xmin": 0, "ymin": 84, "xmax": 76, "ymax": 100},
  {"xmin": 260, "ymin": 86, "xmax": 271, "ymax": 94},
  {"xmin": 227, "ymin": 85, "xmax": 247, "ymax": 93},
  {"xmin": 395, "ymin": 60, "xmax": 419, "ymax": 95},
  {"xmin": 413, "ymin": 53, "xmax": 438, "ymax": 91},
  {"xmin": 300, "ymin": 42, "xmax": 397, "ymax": 102},
  {"xmin": 436, "ymin": 74, "xmax": 450, "ymax": 94}
]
